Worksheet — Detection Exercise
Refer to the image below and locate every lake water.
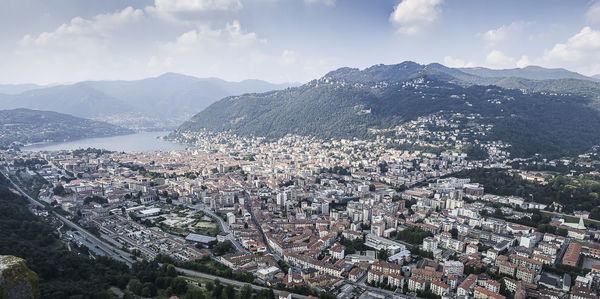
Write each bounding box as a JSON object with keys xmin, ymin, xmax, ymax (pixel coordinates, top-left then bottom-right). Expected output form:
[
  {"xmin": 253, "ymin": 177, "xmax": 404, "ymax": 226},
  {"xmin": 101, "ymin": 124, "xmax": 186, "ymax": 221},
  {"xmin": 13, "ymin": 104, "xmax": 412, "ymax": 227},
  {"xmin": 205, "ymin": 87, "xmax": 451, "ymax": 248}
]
[{"xmin": 23, "ymin": 131, "xmax": 190, "ymax": 152}]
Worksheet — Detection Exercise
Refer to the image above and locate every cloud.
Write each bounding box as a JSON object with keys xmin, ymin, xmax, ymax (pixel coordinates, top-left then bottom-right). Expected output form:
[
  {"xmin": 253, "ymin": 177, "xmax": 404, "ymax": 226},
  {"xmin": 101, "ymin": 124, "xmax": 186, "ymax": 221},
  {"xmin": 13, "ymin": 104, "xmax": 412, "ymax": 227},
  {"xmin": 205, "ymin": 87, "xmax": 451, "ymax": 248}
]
[
  {"xmin": 586, "ymin": 1, "xmax": 600, "ymax": 25},
  {"xmin": 162, "ymin": 20, "xmax": 263, "ymax": 53},
  {"xmin": 516, "ymin": 55, "xmax": 530, "ymax": 68},
  {"xmin": 154, "ymin": 0, "xmax": 242, "ymax": 13},
  {"xmin": 542, "ymin": 26, "xmax": 600, "ymax": 75},
  {"xmin": 485, "ymin": 50, "xmax": 516, "ymax": 69},
  {"xmin": 19, "ymin": 7, "xmax": 144, "ymax": 48},
  {"xmin": 279, "ymin": 50, "xmax": 298, "ymax": 66},
  {"xmin": 389, "ymin": 0, "xmax": 443, "ymax": 35},
  {"xmin": 481, "ymin": 21, "xmax": 529, "ymax": 46},
  {"xmin": 149, "ymin": 0, "xmax": 242, "ymax": 22},
  {"xmin": 304, "ymin": 0, "xmax": 336, "ymax": 6},
  {"xmin": 443, "ymin": 56, "xmax": 475, "ymax": 68}
]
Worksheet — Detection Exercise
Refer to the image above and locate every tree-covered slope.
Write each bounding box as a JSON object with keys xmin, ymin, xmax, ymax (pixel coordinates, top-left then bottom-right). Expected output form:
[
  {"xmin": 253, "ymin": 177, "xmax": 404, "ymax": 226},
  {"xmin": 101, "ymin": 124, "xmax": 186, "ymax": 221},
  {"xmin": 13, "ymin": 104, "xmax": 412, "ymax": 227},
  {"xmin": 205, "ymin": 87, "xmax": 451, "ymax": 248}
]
[
  {"xmin": 175, "ymin": 62, "xmax": 600, "ymax": 158},
  {"xmin": 0, "ymin": 108, "xmax": 133, "ymax": 148}
]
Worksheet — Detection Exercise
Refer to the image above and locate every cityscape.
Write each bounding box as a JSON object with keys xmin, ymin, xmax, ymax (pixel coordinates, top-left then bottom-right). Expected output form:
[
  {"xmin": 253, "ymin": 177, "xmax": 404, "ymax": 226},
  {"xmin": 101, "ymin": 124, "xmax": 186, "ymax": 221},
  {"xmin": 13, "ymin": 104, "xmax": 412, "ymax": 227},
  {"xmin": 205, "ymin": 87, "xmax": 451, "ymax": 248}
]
[{"xmin": 2, "ymin": 1, "xmax": 600, "ymax": 299}]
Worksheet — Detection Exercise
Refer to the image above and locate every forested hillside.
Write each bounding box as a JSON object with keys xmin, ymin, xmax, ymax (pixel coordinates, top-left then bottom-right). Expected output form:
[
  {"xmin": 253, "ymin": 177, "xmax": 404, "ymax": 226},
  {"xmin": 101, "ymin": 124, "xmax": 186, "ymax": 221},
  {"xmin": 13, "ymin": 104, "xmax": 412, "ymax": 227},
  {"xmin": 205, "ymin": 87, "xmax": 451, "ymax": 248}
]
[{"xmin": 174, "ymin": 62, "xmax": 600, "ymax": 159}]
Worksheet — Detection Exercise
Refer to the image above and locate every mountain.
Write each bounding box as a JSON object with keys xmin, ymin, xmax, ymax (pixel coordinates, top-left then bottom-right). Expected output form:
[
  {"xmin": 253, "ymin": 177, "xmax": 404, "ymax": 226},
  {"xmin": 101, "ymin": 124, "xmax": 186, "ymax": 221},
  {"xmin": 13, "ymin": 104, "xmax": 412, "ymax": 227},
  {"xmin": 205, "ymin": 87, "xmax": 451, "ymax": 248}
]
[
  {"xmin": 593, "ymin": 74, "xmax": 600, "ymax": 80},
  {"xmin": 459, "ymin": 65, "xmax": 599, "ymax": 82},
  {"xmin": 174, "ymin": 61, "xmax": 600, "ymax": 158},
  {"xmin": 0, "ymin": 83, "xmax": 42, "ymax": 95},
  {"xmin": 0, "ymin": 108, "xmax": 133, "ymax": 148},
  {"xmin": 0, "ymin": 74, "xmax": 298, "ymax": 130}
]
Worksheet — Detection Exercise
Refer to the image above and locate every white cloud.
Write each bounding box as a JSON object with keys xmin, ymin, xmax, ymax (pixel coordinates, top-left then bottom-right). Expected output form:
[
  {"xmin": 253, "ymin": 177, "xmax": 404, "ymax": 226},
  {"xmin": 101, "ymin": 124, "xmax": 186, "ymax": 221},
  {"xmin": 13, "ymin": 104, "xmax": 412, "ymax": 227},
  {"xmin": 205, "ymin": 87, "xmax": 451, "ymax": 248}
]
[
  {"xmin": 279, "ymin": 50, "xmax": 298, "ymax": 66},
  {"xmin": 10, "ymin": 0, "xmax": 334, "ymax": 84},
  {"xmin": 482, "ymin": 21, "xmax": 528, "ymax": 46},
  {"xmin": 19, "ymin": 7, "xmax": 144, "ymax": 48},
  {"xmin": 148, "ymin": 55, "xmax": 174, "ymax": 68},
  {"xmin": 304, "ymin": 0, "xmax": 336, "ymax": 6},
  {"xmin": 154, "ymin": 0, "xmax": 242, "ymax": 13},
  {"xmin": 162, "ymin": 20, "xmax": 262, "ymax": 52},
  {"xmin": 443, "ymin": 56, "xmax": 475, "ymax": 68},
  {"xmin": 516, "ymin": 55, "xmax": 530, "ymax": 68},
  {"xmin": 586, "ymin": 1, "xmax": 600, "ymax": 25},
  {"xmin": 542, "ymin": 26, "xmax": 600, "ymax": 75},
  {"xmin": 485, "ymin": 50, "xmax": 516, "ymax": 69},
  {"xmin": 389, "ymin": 0, "xmax": 443, "ymax": 35}
]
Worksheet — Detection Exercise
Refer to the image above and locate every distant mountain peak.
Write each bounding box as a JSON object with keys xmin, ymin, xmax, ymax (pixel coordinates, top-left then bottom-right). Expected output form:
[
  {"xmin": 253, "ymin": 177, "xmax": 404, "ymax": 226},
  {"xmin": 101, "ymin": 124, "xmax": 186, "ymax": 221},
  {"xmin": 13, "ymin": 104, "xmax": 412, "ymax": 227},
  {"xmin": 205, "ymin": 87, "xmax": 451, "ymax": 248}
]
[{"xmin": 459, "ymin": 65, "xmax": 598, "ymax": 82}]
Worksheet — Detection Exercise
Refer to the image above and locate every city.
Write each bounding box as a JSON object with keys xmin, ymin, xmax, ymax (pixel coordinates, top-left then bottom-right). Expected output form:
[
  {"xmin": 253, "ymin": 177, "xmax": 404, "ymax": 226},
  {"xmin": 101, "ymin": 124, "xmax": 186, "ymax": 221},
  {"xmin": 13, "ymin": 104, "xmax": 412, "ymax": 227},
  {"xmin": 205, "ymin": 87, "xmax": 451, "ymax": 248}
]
[{"xmin": 2, "ymin": 128, "xmax": 600, "ymax": 299}]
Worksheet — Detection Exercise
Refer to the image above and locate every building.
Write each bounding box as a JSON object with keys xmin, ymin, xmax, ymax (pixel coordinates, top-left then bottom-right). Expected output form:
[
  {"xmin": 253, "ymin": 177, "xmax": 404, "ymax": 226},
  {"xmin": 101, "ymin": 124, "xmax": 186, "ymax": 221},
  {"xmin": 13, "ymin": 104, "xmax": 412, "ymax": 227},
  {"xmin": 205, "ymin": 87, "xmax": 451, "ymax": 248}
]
[
  {"xmin": 411, "ymin": 268, "xmax": 443, "ymax": 282},
  {"xmin": 388, "ymin": 273, "xmax": 404, "ymax": 288},
  {"xmin": 519, "ymin": 234, "xmax": 537, "ymax": 249},
  {"xmin": 484, "ymin": 280, "xmax": 501, "ymax": 294},
  {"xmin": 329, "ymin": 243, "xmax": 345, "ymax": 260},
  {"xmin": 431, "ymin": 280, "xmax": 450, "ymax": 296},
  {"xmin": 185, "ymin": 233, "xmax": 217, "ymax": 244},
  {"xmin": 367, "ymin": 269, "xmax": 384, "ymax": 285},
  {"xmin": 516, "ymin": 267, "xmax": 536, "ymax": 284},
  {"xmin": 408, "ymin": 277, "xmax": 426, "ymax": 291},
  {"xmin": 348, "ymin": 268, "xmax": 364, "ymax": 282},
  {"xmin": 422, "ymin": 237, "xmax": 438, "ymax": 252},
  {"xmin": 227, "ymin": 212, "xmax": 236, "ymax": 225},
  {"xmin": 466, "ymin": 244, "xmax": 479, "ymax": 255},
  {"xmin": 474, "ymin": 286, "xmax": 506, "ymax": 299},
  {"xmin": 365, "ymin": 233, "xmax": 405, "ymax": 255},
  {"xmin": 371, "ymin": 261, "xmax": 403, "ymax": 276},
  {"xmin": 562, "ymin": 242, "xmax": 582, "ymax": 267},
  {"xmin": 443, "ymin": 260, "xmax": 464, "ymax": 276},
  {"xmin": 458, "ymin": 274, "xmax": 478, "ymax": 296}
]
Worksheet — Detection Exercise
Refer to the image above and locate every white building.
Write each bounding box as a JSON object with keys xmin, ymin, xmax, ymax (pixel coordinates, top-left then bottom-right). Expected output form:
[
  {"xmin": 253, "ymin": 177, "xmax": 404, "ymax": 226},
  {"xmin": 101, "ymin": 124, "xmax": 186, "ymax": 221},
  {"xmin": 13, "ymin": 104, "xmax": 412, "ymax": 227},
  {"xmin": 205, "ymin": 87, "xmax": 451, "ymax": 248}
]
[
  {"xmin": 422, "ymin": 237, "xmax": 438, "ymax": 252},
  {"xmin": 227, "ymin": 212, "xmax": 236, "ymax": 225}
]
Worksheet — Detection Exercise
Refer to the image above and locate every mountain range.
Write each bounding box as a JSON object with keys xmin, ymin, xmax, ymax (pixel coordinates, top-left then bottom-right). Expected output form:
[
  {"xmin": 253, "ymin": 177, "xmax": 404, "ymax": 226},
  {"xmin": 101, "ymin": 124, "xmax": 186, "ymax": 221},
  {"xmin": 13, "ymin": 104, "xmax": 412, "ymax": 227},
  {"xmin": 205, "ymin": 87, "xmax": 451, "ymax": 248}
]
[
  {"xmin": 174, "ymin": 62, "xmax": 600, "ymax": 158},
  {"xmin": 0, "ymin": 108, "xmax": 133, "ymax": 148},
  {"xmin": 0, "ymin": 74, "xmax": 298, "ymax": 130}
]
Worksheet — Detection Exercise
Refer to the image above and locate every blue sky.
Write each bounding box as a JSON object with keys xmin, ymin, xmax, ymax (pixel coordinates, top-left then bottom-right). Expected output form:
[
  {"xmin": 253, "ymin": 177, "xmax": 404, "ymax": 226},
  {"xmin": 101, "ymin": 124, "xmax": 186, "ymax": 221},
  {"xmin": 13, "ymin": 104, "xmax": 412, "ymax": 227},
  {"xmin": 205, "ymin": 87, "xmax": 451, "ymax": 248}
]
[{"xmin": 1, "ymin": 0, "xmax": 599, "ymax": 84}]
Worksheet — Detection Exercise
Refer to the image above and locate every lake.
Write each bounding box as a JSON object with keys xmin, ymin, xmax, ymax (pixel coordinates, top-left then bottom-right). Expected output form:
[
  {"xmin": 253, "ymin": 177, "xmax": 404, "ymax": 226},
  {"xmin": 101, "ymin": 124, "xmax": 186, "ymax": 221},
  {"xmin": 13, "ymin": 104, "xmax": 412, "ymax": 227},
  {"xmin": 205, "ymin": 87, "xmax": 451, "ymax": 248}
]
[{"xmin": 23, "ymin": 131, "xmax": 190, "ymax": 152}]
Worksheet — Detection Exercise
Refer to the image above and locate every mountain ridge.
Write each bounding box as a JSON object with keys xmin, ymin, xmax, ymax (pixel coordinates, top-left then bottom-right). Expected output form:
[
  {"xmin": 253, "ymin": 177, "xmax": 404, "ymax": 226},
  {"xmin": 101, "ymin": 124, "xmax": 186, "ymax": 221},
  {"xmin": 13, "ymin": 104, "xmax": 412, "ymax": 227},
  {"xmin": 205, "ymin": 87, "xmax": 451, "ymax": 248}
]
[
  {"xmin": 0, "ymin": 73, "xmax": 299, "ymax": 130},
  {"xmin": 174, "ymin": 61, "xmax": 600, "ymax": 159},
  {"xmin": 0, "ymin": 108, "xmax": 133, "ymax": 148}
]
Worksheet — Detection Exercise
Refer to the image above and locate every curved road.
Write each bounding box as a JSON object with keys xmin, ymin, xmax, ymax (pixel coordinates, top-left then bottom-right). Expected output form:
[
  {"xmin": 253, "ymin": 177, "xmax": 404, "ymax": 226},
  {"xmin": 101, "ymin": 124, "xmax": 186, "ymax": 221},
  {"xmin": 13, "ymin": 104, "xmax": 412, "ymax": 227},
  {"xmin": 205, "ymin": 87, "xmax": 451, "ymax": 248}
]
[
  {"xmin": 176, "ymin": 266, "xmax": 308, "ymax": 299},
  {"xmin": 1, "ymin": 169, "xmax": 135, "ymax": 266},
  {"xmin": 192, "ymin": 203, "xmax": 248, "ymax": 253}
]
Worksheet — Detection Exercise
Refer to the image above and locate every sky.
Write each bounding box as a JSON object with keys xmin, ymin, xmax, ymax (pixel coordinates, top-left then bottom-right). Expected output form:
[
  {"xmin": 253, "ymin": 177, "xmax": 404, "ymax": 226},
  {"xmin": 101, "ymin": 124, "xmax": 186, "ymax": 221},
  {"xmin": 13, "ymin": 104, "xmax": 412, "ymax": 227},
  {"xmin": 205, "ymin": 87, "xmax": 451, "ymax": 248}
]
[{"xmin": 1, "ymin": 0, "xmax": 600, "ymax": 85}]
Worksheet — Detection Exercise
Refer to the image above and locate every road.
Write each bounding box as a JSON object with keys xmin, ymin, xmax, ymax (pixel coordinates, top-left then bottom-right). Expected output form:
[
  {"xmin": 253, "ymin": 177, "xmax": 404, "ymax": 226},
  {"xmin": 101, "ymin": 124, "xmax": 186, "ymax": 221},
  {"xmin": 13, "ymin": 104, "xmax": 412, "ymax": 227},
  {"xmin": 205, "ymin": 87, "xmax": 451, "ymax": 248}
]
[
  {"xmin": 244, "ymin": 192, "xmax": 281, "ymax": 260},
  {"xmin": 0, "ymin": 169, "xmax": 135, "ymax": 266},
  {"xmin": 54, "ymin": 212, "xmax": 136, "ymax": 266},
  {"xmin": 192, "ymin": 203, "xmax": 248, "ymax": 253},
  {"xmin": 176, "ymin": 266, "xmax": 308, "ymax": 299}
]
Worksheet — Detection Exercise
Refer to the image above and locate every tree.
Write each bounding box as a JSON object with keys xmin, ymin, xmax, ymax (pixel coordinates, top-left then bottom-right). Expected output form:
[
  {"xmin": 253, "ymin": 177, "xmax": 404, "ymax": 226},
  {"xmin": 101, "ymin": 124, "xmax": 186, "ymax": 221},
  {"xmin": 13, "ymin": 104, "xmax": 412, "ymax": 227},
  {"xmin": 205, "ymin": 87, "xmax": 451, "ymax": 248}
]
[
  {"xmin": 166, "ymin": 264, "xmax": 177, "ymax": 277},
  {"xmin": 213, "ymin": 279, "xmax": 223, "ymax": 298},
  {"xmin": 224, "ymin": 285, "xmax": 235, "ymax": 299},
  {"xmin": 378, "ymin": 249, "xmax": 389, "ymax": 261},
  {"xmin": 369, "ymin": 184, "xmax": 376, "ymax": 192},
  {"xmin": 240, "ymin": 284, "xmax": 253, "ymax": 299},
  {"xmin": 185, "ymin": 286, "xmax": 205, "ymax": 299},
  {"xmin": 129, "ymin": 279, "xmax": 143, "ymax": 295},
  {"xmin": 205, "ymin": 281, "xmax": 214, "ymax": 293},
  {"xmin": 171, "ymin": 277, "xmax": 188, "ymax": 295}
]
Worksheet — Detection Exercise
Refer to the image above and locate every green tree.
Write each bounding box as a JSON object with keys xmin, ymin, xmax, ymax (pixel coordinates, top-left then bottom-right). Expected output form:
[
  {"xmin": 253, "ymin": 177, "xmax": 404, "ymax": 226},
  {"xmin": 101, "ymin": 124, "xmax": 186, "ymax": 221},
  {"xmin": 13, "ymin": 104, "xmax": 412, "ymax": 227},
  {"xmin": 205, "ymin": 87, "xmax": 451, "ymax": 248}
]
[
  {"xmin": 185, "ymin": 286, "xmax": 205, "ymax": 299},
  {"xmin": 129, "ymin": 279, "xmax": 143, "ymax": 295},
  {"xmin": 166, "ymin": 264, "xmax": 177, "ymax": 277},
  {"xmin": 240, "ymin": 284, "xmax": 253, "ymax": 299},
  {"xmin": 171, "ymin": 277, "xmax": 188, "ymax": 295}
]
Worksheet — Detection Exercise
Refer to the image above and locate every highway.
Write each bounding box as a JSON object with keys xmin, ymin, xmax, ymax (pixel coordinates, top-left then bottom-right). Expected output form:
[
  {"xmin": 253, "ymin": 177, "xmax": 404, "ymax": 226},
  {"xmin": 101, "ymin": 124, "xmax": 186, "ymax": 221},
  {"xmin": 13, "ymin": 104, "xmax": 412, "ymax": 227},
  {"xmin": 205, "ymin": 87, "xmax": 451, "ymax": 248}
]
[
  {"xmin": 176, "ymin": 266, "xmax": 308, "ymax": 299},
  {"xmin": 0, "ymin": 169, "xmax": 135, "ymax": 266}
]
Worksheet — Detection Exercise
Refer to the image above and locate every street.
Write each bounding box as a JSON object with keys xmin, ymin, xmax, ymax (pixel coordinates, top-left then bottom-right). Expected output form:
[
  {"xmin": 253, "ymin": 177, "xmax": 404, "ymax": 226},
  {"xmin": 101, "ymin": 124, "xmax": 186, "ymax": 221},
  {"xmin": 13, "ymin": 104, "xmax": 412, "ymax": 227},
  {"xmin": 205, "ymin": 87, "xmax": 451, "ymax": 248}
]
[{"xmin": 176, "ymin": 266, "xmax": 309, "ymax": 299}]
